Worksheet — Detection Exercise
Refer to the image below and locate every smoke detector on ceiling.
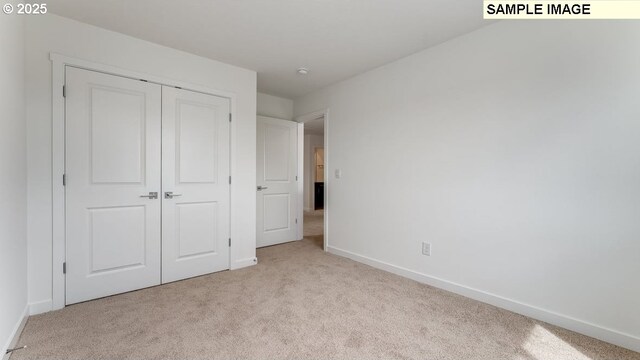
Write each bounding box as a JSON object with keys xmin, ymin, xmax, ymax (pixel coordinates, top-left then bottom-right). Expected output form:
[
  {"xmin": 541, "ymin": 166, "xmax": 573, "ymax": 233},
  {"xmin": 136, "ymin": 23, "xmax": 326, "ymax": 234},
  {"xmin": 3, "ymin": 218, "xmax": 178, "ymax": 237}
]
[{"xmin": 296, "ymin": 68, "xmax": 309, "ymax": 75}]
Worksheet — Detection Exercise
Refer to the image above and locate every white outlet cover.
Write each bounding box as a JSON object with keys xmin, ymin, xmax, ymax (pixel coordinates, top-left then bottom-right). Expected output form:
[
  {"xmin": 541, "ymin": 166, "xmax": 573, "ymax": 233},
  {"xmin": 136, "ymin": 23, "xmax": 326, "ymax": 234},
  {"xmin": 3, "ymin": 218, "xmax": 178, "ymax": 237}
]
[
  {"xmin": 335, "ymin": 169, "xmax": 342, "ymax": 179},
  {"xmin": 422, "ymin": 242, "xmax": 431, "ymax": 256}
]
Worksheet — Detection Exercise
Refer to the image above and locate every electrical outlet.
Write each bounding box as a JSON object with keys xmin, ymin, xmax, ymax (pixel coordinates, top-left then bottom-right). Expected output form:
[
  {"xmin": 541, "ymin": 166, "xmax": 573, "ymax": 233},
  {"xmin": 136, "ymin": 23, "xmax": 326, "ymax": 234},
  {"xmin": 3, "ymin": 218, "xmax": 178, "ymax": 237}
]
[{"xmin": 422, "ymin": 242, "xmax": 431, "ymax": 256}]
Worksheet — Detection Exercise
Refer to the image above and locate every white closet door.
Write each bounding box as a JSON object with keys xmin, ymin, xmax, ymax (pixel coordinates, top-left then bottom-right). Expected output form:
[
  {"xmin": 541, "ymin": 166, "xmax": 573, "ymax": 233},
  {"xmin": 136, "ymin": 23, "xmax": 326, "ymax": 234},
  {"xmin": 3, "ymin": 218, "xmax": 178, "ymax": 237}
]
[
  {"xmin": 65, "ymin": 67, "xmax": 162, "ymax": 305},
  {"xmin": 256, "ymin": 116, "xmax": 299, "ymax": 248},
  {"xmin": 161, "ymin": 86, "xmax": 231, "ymax": 283}
]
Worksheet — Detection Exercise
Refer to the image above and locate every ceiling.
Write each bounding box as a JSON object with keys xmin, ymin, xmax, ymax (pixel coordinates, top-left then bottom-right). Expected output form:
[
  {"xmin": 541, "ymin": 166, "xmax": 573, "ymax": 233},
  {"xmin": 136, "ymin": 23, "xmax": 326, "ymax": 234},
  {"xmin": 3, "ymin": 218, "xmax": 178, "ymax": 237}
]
[
  {"xmin": 43, "ymin": 0, "xmax": 491, "ymax": 98},
  {"xmin": 304, "ymin": 117, "xmax": 325, "ymax": 136}
]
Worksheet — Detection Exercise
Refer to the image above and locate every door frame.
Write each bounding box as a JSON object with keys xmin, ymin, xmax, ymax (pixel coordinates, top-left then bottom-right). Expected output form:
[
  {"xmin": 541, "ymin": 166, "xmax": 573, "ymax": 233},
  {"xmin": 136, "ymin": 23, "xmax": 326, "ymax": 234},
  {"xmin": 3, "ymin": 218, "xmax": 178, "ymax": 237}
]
[
  {"xmin": 50, "ymin": 53, "xmax": 239, "ymax": 310},
  {"xmin": 296, "ymin": 109, "xmax": 330, "ymax": 252}
]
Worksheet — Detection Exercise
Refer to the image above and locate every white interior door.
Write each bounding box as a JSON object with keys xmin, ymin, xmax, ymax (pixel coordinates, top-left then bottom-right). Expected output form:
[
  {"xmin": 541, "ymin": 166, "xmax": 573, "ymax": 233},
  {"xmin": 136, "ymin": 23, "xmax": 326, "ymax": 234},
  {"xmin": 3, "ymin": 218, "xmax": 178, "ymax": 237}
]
[
  {"xmin": 257, "ymin": 116, "xmax": 299, "ymax": 247},
  {"xmin": 65, "ymin": 67, "xmax": 162, "ymax": 304},
  {"xmin": 161, "ymin": 86, "xmax": 231, "ymax": 283}
]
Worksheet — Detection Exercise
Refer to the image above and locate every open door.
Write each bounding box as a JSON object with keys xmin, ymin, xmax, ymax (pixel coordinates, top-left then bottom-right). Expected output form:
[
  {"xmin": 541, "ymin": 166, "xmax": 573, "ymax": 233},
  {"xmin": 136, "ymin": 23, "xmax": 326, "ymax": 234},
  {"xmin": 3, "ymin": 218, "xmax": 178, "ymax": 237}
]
[{"xmin": 256, "ymin": 116, "xmax": 299, "ymax": 247}]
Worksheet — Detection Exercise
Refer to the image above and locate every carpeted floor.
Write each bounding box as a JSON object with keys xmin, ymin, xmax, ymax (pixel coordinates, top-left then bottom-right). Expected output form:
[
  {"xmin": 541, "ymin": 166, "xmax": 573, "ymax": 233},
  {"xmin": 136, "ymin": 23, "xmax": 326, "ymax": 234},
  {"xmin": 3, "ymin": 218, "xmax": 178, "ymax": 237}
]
[
  {"xmin": 12, "ymin": 236, "xmax": 639, "ymax": 359},
  {"xmin": 304, "ymin": 209, "xmax": 324, "ymax": 249}
]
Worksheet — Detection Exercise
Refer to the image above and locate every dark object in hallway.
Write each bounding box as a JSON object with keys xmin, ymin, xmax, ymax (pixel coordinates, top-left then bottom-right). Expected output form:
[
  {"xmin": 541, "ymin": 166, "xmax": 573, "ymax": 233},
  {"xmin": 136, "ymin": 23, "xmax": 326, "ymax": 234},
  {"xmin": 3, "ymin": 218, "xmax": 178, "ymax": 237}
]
[{"xmin": 314, "ymin": 182, "xmax": 324, "ymax": 210}]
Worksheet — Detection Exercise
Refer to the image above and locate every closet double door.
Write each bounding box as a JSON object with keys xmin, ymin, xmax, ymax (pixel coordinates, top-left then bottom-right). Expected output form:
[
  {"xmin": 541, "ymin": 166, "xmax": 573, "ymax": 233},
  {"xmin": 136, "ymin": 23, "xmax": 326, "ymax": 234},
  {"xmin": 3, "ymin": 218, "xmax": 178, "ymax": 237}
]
[{"xmin": 65, "ymin": 67, "xmax": 230, "ymax": 304}]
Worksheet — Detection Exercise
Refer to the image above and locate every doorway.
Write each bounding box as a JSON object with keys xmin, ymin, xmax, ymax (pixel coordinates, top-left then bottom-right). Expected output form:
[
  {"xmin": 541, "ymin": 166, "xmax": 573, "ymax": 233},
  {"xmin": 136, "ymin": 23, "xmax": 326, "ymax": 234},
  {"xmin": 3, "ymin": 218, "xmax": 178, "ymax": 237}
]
[{"xmin": 302, "ymin": 115, "xmax": 325, "ymax": 249}]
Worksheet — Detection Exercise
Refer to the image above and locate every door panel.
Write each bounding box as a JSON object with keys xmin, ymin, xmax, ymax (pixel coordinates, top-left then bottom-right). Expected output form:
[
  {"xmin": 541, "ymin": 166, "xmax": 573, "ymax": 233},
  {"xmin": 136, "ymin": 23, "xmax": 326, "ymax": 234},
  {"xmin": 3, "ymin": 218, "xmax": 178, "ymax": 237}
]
[
  {"xmin": 65, "ymin": 67, "xmax": 162, "ymax": 305},
  {"xmin": 264, "ymin": 125, "xmax": 292, "ymax": 181},
  {"xmin": 177, "ymin": 101, "xmax": 219, "ymax": 183},
  {"xmin": 257, "ymin": 117, "xmax": 299, "ymax": 247},
  {"xmin": 89, "ymin": 206, "xmax": 146, "ymax": 273},
  {"xmin": 90, "ymin": 87, "xmax": 146, "ymax": 183},
  {"xmin": 263, "ymin": 194, "xmax": 291, "ymax": 231},
  {"xmin": 176, "ymin": 202, "xmax": 218, "ymax": 258},
  {"xmin": 162, "ymin": 86, "xmax": 230, "ymax": 283}
]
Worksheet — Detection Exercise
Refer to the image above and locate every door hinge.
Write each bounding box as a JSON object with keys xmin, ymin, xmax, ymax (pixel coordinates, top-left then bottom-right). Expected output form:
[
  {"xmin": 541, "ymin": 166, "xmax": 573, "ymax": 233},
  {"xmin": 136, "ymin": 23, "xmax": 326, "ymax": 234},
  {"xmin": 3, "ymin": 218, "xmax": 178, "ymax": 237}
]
[
  {"xmin": 229, "ymin": 113, "xmax": 232, "ymax": 122},
  {"xmin": 62, "ymin": 174, "xmax": 66, "ymax": 186},
  {"xmin": 228, "ymin": 238, "xmax": 231, "ymax": 247},
  {"xmin": 295, "ymin": 218, "xmax": 298, "ymax": 224},
  {"xmin": 296, "ymin": 175, "xmax": 298, "ymax": 181},
  {"xmin": 63, "ymin": 262, "xmax": 66, "ymax": 274},
  {"xmin": 62, "ymin": 85, "xmax": 66, "ymax": 98},
  {"xmin": 229, "ymin": 176, "xmax": 231, "ymax": 185}
]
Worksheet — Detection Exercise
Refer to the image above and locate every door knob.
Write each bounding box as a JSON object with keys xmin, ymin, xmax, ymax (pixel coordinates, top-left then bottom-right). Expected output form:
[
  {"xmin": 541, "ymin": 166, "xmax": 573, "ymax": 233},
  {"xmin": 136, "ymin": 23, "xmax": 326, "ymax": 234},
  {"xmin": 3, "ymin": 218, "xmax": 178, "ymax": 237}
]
[
  {"xmin": 164, "ymin": 191, "xmax": 183, "ymax": 199},
  {"xmin": 257, "ymin": 186, "xmax": 268, "ymax": 191},
  {"xmin": 140, "ymin": 192, "xmax": 158, "ymax": 199}
]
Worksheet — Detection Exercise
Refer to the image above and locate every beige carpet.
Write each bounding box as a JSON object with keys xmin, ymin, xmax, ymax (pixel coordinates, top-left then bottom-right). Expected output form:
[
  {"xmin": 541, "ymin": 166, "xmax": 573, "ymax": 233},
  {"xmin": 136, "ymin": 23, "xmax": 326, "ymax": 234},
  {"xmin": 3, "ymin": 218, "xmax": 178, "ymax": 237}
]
[
  {"xmin": 304, "ymin": 210, "xmax": 324, "ymax": 249},
  {"xmin": 12, "ymin": 238, "xmax": 639, "ymax": 359}
]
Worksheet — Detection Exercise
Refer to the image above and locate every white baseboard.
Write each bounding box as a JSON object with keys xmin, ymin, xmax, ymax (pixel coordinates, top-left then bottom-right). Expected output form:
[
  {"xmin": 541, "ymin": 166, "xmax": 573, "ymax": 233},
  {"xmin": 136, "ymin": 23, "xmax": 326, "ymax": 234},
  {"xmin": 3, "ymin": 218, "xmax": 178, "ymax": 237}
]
[
  {"xmin": 231, "ymin": 257, "xmax": 258, "ymax": 270},
  {"xmin": 327, "ymin": 245, "xmax": 640, "ymax": 353},
  {"xmin": 29, "ymin": 299, "xmax": 53, "ymax": 315},
  {"xmin": 2, "ymin": 304, "xmax": 28, "ymax": 360}
]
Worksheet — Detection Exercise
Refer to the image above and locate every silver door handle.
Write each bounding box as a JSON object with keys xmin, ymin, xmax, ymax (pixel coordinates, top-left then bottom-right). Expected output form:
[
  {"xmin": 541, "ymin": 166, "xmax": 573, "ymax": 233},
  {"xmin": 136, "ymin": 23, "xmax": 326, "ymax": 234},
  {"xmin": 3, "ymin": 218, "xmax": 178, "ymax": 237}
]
[
  {"xmin": 164, "ymin": 191, "xmax": 183, "ymax": 199},
  {"xmin": 140, "ymin": 192, "xmax": 158, "ymax": 199},
  {"xmin": 257, "ymin": 186, "xmax": 268, "ymax": 191}
]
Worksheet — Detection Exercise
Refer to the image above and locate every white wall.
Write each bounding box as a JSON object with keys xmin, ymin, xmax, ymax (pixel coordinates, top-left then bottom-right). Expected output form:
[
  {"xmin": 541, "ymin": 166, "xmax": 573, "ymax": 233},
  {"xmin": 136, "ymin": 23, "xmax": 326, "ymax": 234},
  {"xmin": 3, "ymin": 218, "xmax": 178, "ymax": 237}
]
[
  {"xmin": 295, "ymin": 21, "xmax": 640, "ymax": 351},
  {"xmin": 304, "ymin": 134, "xmax": 324, "ymax": 211},
  {"xmin": 0, "ymin": 2, "xmax": 28, "ymax": 355},
  {"xmin": 25, "ymin": 14, "xmax": 257, "ymax": 313},
  {"xmin": 257, "ymin": 92, "xmax": 294, "ymax": 120}
]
